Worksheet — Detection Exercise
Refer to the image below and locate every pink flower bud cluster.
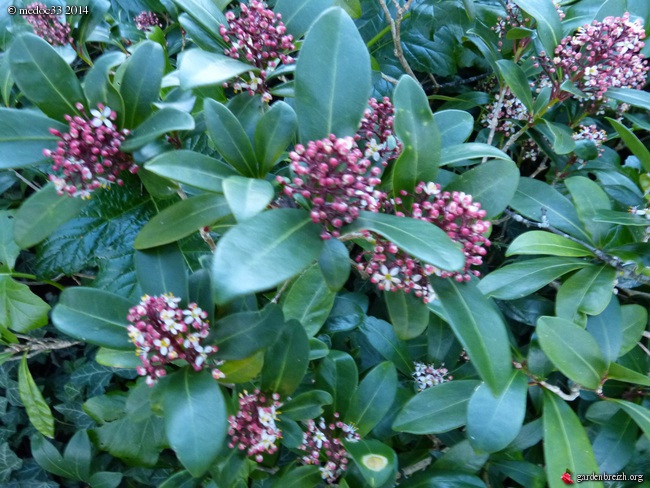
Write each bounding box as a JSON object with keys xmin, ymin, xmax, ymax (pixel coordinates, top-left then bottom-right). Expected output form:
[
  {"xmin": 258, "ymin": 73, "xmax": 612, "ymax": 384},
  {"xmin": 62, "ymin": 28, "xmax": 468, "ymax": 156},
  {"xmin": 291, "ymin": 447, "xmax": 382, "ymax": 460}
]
[
  {"xmin": 493, "ymin": 2, "xmax": 564, "ymax": 50},
  {"xmin": 277, "ymin": 135, "xmax": 386, "ymax": 239},
  {"xmin": 298, "ymin": 413, "xmax": 360, "ymax": 484},
  {"xmin": 355, "ymin": 97, "xmax": 402, "ymax": 165},
  {"xmin": 412, "ymin": 361, "xmax": 452, "ymax": 391},
  {"xmin": 134, "ymin": 11, "xmax": 162, "ymax": 31},
  {"xmin": 228, "ymin": 390, "xmax": 282, "ymax": 463},
  {"xmin": 480, "ymin": 88, "xmax": 532, "ymax": 137},
  {"xmin": 126, "ymin": 294, "xmax": 224, "ymax": 386},
  {"xmin": 219, "ymin": 1, "xmax": 295, "ymax": 102},
  {"xmin": 356, "ymin": 182, "xmax": 491, "ymax": 302},
  {"xmin": 545, "ymin": 13, "xmax": 649, "ymax": 101},
  {"xmin": 572, "ymin": 124, "xmax": 607, "ymax": 163},
  {"xmin": 22, "ymin": 2, "xmax": 72, "ymax": 46},
  {"xmin": 44, "ymin": 103, "xmax": 138, "ymax": 199}
]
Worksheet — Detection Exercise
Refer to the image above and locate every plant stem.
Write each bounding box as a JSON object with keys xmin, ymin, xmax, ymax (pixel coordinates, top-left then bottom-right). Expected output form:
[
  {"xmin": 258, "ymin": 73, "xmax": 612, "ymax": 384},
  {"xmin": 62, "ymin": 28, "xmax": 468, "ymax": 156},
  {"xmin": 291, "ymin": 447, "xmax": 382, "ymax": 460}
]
[{"xmin": 10, "ymin": 272, "xmax": 65, "ymax": 291}]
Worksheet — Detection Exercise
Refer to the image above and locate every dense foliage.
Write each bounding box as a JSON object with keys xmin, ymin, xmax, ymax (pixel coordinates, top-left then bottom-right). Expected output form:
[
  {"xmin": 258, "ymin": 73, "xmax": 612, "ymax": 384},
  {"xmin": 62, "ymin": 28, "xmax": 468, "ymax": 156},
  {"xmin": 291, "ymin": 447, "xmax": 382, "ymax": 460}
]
[{"xmin": 0, "ymin": 0, "xmax": 649, "ymax": 487}]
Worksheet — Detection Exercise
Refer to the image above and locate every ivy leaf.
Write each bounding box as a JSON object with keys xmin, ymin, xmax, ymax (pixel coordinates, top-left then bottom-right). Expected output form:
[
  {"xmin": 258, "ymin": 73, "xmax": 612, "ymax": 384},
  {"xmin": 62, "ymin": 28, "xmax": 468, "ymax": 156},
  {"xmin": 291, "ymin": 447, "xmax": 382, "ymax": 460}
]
[{"xmin": 0, "ymin": 442, "xmax": 22, "ymax": 483}]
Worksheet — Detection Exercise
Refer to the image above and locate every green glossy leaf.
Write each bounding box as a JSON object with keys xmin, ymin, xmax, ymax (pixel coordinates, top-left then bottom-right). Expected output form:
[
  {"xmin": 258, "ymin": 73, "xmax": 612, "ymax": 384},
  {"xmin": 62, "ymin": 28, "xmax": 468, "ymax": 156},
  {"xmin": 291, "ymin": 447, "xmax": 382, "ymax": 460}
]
[
  {"xmin": 8, "ymin": 34, "xmax": 85, "ymax": 122},
  {"xmin": 444, "ymin": 159, "xmax": 519, "ymax": 218},
  {"xmin": 360, "ymin": 317, "xmax": 413, "ymax": 375},
  {"xmin": 537, "ymin": 316, "xmax": 607, "ymax": 389},
  {"xmin": 344, "ymin": 211, "xmax": 464, "ymax": 272},
  {"xmin": 135, "ymin": 243, "xmax": 188, "ymax": 300},
  {"xmin": 31, "ymin": 435, "xmax": 76, "ymax": 478},
  {"xmin": 223, "ymin": 176, "xmax": 274, "ymax": 222},
  {"xmin": 254, "ymin": 101, "xmax": 297, "ymax": 176},
  {"xmin": 145, "ymin": 150, "xmax": 237, "ymax": 192},
  {"xmin": 346, "ymin": 439, "xmax": 398, "ymax": 488},
  {"xmin": 275, "ymin": 0, "xmax": 333, "ymax": 38},
  {"xmin": 261, "ymin": 319, "xmax": 310, "ymax": 396},
  {"xmin": 95, "ymin": 348, "xmax": 141, "ymax": 369},
  {"xmin": 506, "ymin": 231, "xmax": 593, "ymax": 257},
  {"xmin": 607, "ymin": 87, "xmax": 650, "ymax": 112},
  {"xmin": 281, "ymin": 390, "xmax": 333, "ymax": 421},
  {"xmin": 492, "ymin": 460, "xmax": 546, "ymax": 488},
  {"xmin": 162, "ymin": 368, "xmax": 227, "ymax": 477},
  {"xmin": 318, "ymin": 238, "xmax": 350, "ymax": 291},
  {"xmin": 270, "ymin": 466, "xmax": 323, "ymax": 488},
  {"xmin": 0, "ymin": 109, "xmax": 67, "ymax": 169},
  {"xmin": 0, "ymin": 211, "xmax": 19, "ymax": 272},
  {"xmin": 51, "ymin": 287, "xmax": 133, "ymax": 350},
  {"xmin": 512, "ymin": 0, "xmax": 562, "ymax": 59},
  {"xmin": 283, "ymin": 264, "xmax": 336, "ymax": 336},
  {"xmin": 620, "ymin": 304, "xmax": 647, "ymax": 356},
  {"xmin": 295, "ymin": 7, "xmax": 370, "ymax": 142},
  {"xmin": 216, "ymin": 351, "xmax": 264, "ymax": 384},
  {"xmin": 433, "ymin": 110, "xmax": 474, "ymax": 147},
  {"xmin": 496, "ymin": 60, "xmax": 533, "ymax": 113},
  {"xmin": 393, "ymin": 380, "xmax": 480, "ymax": 434},
  {"xmin": 399, "ymin": 470, "xmax": 486, "ymax": 488},
  {"xmin": 586, "ymin": 296, "xmax": 623, "ymax": 364},
  {"xmin": 385, "ymin": 291, "xmax": 429, "ymax": 340},
  {"xmin": 433, "ymin": 278, "xmax": 512, "ymax": 394},
  {"xmin": 607, "ymin": 117, "xmax": 650, "ymax": 172},
  {"xmin": 213, "ymin": 305, "xmax": 284, "ymax": 360},
  {"xmin": 478, "ymin": 257, "xmax": 586, "ymax": 300},
  {"xmin": 83, "ymin": 51, "xmax": 125, "ymax": 125},
  {"xmin": 510, "ymin": 178, "xmax": 591, "ymax": 241},
  {"xmin": 607, "ymin": 363, "xmax": 650, "ymax": 387},
  {"xmin": 179, "ymin": 50, "xmax": 253, "ymax": 89},
  {"xmin": 537, "ymin": 120, "xmax": 575, "ymax": 154},
  {"xmin": 565, "ymin": 176, "xmax": 612, "ymax": 244},
  {"xmin": 315, "ymin": 350, "xmax": 358, "ymax": 417},
  {"xmin": 610, "ymin": 399, "xmax": 650, "ymax": 439},
  {"xmin": 0, "ymin": 275, "xmax": 50, "ymax": 333},
  {"xmin": 439, "ymin": 143, "xmax": 514, "ymax": 166},
  {"xmin": 119, "ymin": 41, "xmax": 164, "ymax": 129},
  {"xmin": 431, "ymin": 439, "xmax": 489, "ymax": 473},
  {"xmin": 212, "ymin": 209, "xmax": 323, "ymax": 304},
  {"xmin": 309, "ymin": 337, "xmax": 329, "ymax": 360},
  {"xmin": 592, "ymin": 209, "xmax": 650, "ymax": 226},
  {"xmin": 556, "ymin": 265, "xmax": 616, "ymax": 321},
  {"xmin": 543, "ymin": 391, "xmax": 602, "ymax": 488},
  {"xmin": 205, "ymin": 99, "xmax": 257, "ymax": 177},
  {"xmin": 19, "ymin": 356, "xmax": 55, "ymax": 438},
  {"xmin": 171, "ymin": 0, "xmax": 227, "ymax": 42},
  {"xmin": 178, "ymin": 13, "xmax": 223, "ymax": 53},
  {"xmin": 392, "ymin": 76, "xmax": 441, "ymax": 198},
  {"xmin": 121, "ymin": 108, "xmax": 195, "ymax": 152},
  {"xmin": 14, "ymin": 183, "xmax": 89, "ymax": 249},
  {"xmin": 346, "ymin": 362, "xmax": 397, "ymax": 436},
  {"xmin": 467, "ymin": 371, "xmax": 527, "ymax": 453},
  {"xmin": 62, "ymin": 430, "xmax": 92, "ymax": 481},
  {"xmin": 135, "ymin": 194, "xmax": 233, "ymax": 249},
  {"xmin": 592, "ymin": 410, "xmax": 637, "ymax": 474}
]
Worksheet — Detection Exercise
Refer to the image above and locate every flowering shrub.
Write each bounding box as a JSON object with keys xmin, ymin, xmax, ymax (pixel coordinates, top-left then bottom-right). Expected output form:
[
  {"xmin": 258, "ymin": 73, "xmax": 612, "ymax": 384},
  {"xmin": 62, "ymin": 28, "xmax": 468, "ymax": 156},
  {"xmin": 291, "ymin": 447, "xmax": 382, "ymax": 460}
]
[{"xmin": 1, "ymin": 0, "xmax": 649, "ymax": 487}]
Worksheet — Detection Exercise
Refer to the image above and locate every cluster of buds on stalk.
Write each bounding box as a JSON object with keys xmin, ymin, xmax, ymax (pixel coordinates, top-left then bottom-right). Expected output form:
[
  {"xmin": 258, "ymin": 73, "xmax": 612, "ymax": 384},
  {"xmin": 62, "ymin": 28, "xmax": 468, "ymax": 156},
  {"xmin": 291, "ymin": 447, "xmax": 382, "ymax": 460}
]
[
  {"xmin": 44, "ymin": 103, "xmax": 137, "ymax": 199},
  {"xmin": 22, "ymin": 2, "xmax": 72, "ymax": 46},
  {"xmin": 134, "ymin": 11, "xmax": 163, "ymax": 31},
  {"xmin": 126, "ymin": 294, "xmax": 224, "ymax": 386},
  {"xmin": 228, "ymin": 390, "xmax": 282, "ymax": 462},
  {"xmin": 412, "ymin": 361, "xmax": 452, "ymax": 391}
]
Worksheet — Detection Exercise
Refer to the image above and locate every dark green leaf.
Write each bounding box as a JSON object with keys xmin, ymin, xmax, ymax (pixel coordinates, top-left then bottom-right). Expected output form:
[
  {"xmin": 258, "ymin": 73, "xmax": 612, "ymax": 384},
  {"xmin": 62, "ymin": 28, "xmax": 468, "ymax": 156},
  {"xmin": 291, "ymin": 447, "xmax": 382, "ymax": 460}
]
[
  {"xmin": 346, "ymin": 362, "xmax": 397, "ymax": 436},
  {"xmin": 8, "ymin": 34, "xmax": 85, "ymax": 122},
  {"xmin": 444, "ymin": 159, "xmax": 519, "ymax": 218},
  {"xmin": 620, "ymin": 304, "xmax": 647, "ymax": 356},
  {"xmin": 393, "ymin": 380, "xmax": 480, "ymax": 434},
  {"xmin": 170, "ymin": 0, "xmax": 227, "ymax": 42},
  {"xmin": 213, "ymin": 305, "xmax": 284, "ymax": 360},
  {"xmin": 586, "ymin": 296, "xmax": 623, "ymax": 364},
  {"xmin": 0, "ymin": 275, "xmax": 50, "ymax": 333},
  {"xmin": 543, "ymin": 391, "xmax": 601, "ymax": 488},
  {"xmin": 83, "ymin": 52, "xmax": 125, "ymax": 125},
  {"xmin": 346, "ymin": 439, "xmax": 397, "ymax": 487},
  {"xmin": 121, "ymin": 108, "xmax": 195, "ymax": 152},
  {"xmin": 254, "ymin": 101, "xmax": 297, "ymax": 176},
  {"xmin": 261, "ymin": 319, "xmax": 310, "ymax": 396},
  {"xmin": 0, "ymin": 109, "xmax": 67, "ymax": 169},
  {"xmin": 212, "ymin": 209, "xmax": 323, "ymax": 304},
  {"xmin": 512, "ymin": 0, "xmax": 562, "ymax": 59},
  {"xmin": 135, "ymin": 194, "xmax": 233, "ymax": 249},
  {"xmin": 223, "ymin": 176, "xmax": 274, "ymax": 222},
  {"xmin": 62, "ymin": 430, "xmax": 92, "ymax": 481},
  {"xmin": 607, "ymin": 363, "xmax": 650, "ymax": 387},
  {"xmin": 511, "ymin": 177, "xmax": 592, "ymax": 241},
  {"xmin": 385, "ymin": 291, "xmax": 429, "ymax": 340},
  {"xmin": 467, "ymin": 372, "xmax": 527, "ymax": 453},
  {"xmin": 51, "ymin": 287, "xmax": 133, "ymax": 350},
  {"xmin": 145, "ymin": 150, "xmax": 237, "ymax": 192},
  {"xmin": 433, "ymin": 278, "xmax": 512, "ymax": 394},
  {"xmin": 537, "ymin": 316, "xmax": 607, "ymax": 389},
  {"xmin": 19, "ymin": 356, "xmax": 55, "ymax": 438},
  {"xmin": 295, "ymin": 7, "xmax": 370, "ymax": 142},
  {"xmin": 31, "ymin": 435, "xmax": 76, "ymax": 478},
  {"xmin": 592, "ymin": 411, "xmax": 637, "ymax": 474},
  {"xmin": 607, "ymin": 87, "xmax": 650, "ymax": 112},
  {"xmin": 275, "ymin": 0, "xmax": 334, "ymax": 38},
  {"xmin": 205, "ymin": 99, "xmax": 258, "ymax": 177},
  {"xmin": 162, "ymin": 368, "xmax": 227, "ymax": 477},
  {"xmin": 281, "ymin": 390, "xmax": 333, "ymax": 421},
  {"xmin": 318, "ymin": 238, "xmax": 350, "ymax": 291},
  {"xmin": 270, "ymin": 466, "xmax": 323, "ymax": 488},
  {"xmin": 439, "ymin": 143, "xmax": 514, "ymax": 167},
  {"xmin": 607, "ymin": 117, "xmax": 650, "ymax": 172},
  {"xmin": 315, "ymin": 350, "xmax": 358, "ymax": 417},
  {"xmin": 609, "ymin": 399, "xmax": 650, "ymax": 439},
  {"xmin": 283, "ymin": 264, "xmax": 336, "ymax": 337},
  {"xmin": 399, "ymin": 470, "xmax": 486, "ymax": 488},
  {"xmin": 433, "ymin": 110, "xmax": 474, "ymax": 147},
  {"xmin": 344, "ymin": 212, "xmax": 464, "ymax": 272},
  {"xmin": 592, "ymin": 209, "xmax": 650, "ymax": 226},
  {"xmin": 555, "ymin": 265, "xmax": 616, "ymax": 321},
  {"xmin": 360, "ymin": 317, "xmax": 413, "ymax": 375},
  {"xmin": 392, "ymin": 76, "xmax": 441, "ymax": 198},
  {"xmin": 14, "ymin": 183, "xmax": 89, "ymax": 249},
  {"xmin": 179, "ymin": 50, "xmax": 253, "ymax": 89},
  {"xmin": 478, "ymin": 257, "xmax": 586, "ymax": 300},
  {"xmin": 506, "ymin": 231, "xmax": 593, "ymax": 257},
  {"xmin": 120, "ymin": 41, "xmax": 164, "ymax": 129},
  {"xmin": 135, "ymin": 243, "xmax": 188, "ymax": 300},
  {"xmin": 496, "ymin": 60, "xmax": 533, "ymax": 113}
]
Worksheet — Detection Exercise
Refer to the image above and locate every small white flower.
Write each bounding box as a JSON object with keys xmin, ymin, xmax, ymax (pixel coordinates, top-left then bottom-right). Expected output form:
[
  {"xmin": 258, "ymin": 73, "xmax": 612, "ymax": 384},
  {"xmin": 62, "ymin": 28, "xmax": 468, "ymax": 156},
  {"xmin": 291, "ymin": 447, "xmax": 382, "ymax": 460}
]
[
  {"xmin": 584, "ymin": 66, "xmax": 598, "ymax": 77},
  {"xmin": 364, "ymin": 138, "xmax": 385, "ymax": 161},
  {"xmin": 313, "ymin": 429, "xmax": 327, "ymax": 449},
  {"xmin": 90, "ymin": 106, "xmax": 113, "ymax": 128},
  {"xmin": 372, "ymin": 265, "xmax": 402, "ymax": 291},
  {"xmin": 422, "ymin": 181, "xmax": 440, "ymax": 196}
]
